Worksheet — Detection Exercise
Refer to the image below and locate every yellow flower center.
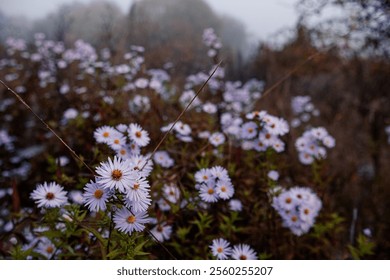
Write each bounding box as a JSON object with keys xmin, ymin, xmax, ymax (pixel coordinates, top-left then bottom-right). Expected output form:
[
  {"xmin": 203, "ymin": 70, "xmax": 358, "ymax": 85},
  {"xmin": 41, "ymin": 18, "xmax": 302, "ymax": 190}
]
[
  {"xmin": 285, "ymin": 197, "xmax": 292, "ymax": 204},
  {"xmin": 114, "ymin": 139, "xmax": 120, "ymax": 144},
  {"xmin": 220, "ymin": 186, "xmax": 227, "ymax": 192},
  {"xmin": 103, "ymin": 132, "xmax": 109, "ymax": 138},
  {"xmin": 207, "ymin": 188, "xmax": 214, "ymax": 195},
  {"xmin": 133, "ymin": 183, "xmax": 140, "ymax": 190},
  {"xmin": 291, "ymin": 215, "xmax": 298, "ymax": 222},
  {"xmin": 111, "ymin": 169, "xmax": 123, "ymax": 180},
  {"xmin": 46, "ymin": 246, "xmax": 54, "ymax": 254},
  {"xmin": 127, "ymin": 215, "xmax": 136, "ymax": 224},
  {"xmin": 94, "ymin": 189, "xmax": 103, "ymax": 199},
  {"xmin": 135, "ymin": 131, "xmax": 142, "ymax": 138},
  {"xmin": 45, "ymin": 192, "xmax": 55, "ymax": 200},
  {"xmin": 217, "ymin": 247, "xmax": 223, "ymax": 253}
]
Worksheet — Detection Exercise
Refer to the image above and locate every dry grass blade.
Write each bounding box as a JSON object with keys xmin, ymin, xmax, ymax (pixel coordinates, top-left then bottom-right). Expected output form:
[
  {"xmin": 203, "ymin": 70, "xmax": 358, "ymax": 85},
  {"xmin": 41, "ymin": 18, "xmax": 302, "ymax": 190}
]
[
  {"xmin": 143, "ymin": 61, "xmax": 223, "ymax": 168},
  {"xmin": 0, "ymin": 79, "xmax": 95, "ymax": 175},
  {"xmin": 259, "ymin": 51, "xmax": 321, "ymax": 100}
]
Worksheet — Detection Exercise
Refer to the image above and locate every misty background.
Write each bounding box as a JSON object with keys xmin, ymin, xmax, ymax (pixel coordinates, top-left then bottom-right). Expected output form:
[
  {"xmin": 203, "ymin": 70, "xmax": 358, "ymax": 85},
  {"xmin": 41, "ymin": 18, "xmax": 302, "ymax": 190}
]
[
  {"xmin": 0, "ymin": 0, "xmax": 306, "ymax": 76},
  {"xmin": 0, "ymin": 0, "xmax": 299, "ymax": 42}
]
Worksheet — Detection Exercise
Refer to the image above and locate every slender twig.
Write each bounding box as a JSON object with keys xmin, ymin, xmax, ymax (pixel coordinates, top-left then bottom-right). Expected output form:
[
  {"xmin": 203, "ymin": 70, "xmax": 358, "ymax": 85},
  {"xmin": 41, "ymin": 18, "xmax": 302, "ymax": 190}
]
[
  {"xmin": 150, "ymin": 61, "xmax": 222, "ymax": 160},
  {"xmin": 259, "ymin": 52, "xmax": 321, "ymax": 101},
  {"xmin": 135, "ymin": 62, "xmax": 222, "ymax": 259},
  {"xmin": 139, "ymin": 61, "xmax": 223, "ymax": 173},
  {"xmin": 0, "ymin": 79, "xmax": 95, "ymax": 175},
  {"xmin": 146, "ymin": 227, "xmax": 177, "ymax": 260}
]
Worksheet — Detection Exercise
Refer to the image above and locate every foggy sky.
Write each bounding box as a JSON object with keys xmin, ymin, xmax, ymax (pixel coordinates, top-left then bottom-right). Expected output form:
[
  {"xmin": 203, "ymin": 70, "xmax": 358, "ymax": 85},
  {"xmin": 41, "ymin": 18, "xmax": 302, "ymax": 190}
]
[{"xmin": 0, "ymin": 0, "xmax": 299, "ymax": 42}]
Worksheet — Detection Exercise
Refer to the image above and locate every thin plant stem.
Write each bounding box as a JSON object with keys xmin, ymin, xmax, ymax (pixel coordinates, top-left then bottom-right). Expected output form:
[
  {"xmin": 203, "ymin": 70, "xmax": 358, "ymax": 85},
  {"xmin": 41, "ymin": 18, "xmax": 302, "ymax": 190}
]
[{"xmin": 0, "ymin": 79, "xmax": 95, "ymax": 175}]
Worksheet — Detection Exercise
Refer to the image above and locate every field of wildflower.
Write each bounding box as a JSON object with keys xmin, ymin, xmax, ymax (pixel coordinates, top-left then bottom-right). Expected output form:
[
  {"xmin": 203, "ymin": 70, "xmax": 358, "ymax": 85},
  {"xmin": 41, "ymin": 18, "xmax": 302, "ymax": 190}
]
[{"xmin": 0, "ymin": 24, "xmax": 389, "ymax": 260}]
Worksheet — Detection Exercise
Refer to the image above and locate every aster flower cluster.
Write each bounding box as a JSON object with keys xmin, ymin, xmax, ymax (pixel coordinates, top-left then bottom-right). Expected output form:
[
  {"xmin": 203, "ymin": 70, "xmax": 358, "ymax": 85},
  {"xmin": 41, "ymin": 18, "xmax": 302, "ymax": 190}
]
[
  {"xmin": 153, "ymin": 151, "xmax": 174, "ymax": 168},
  {"xmin": 195, "ymin": 166, "xmax": 234, "ymax": 203},
  {"xmin": 94, "ymin": 123, "xmax": 150, "ymax": 159},
  {"xmin": 0, "ymin": 129, "xmax": 15, "ymax": 152},
  {"xmin": 82, "ymin": 123, "xmax": 153, "ymax": 234},
  {"xmin": 161, "ymin": 121, "xmax": 193, "ymax": 143},
  {"xmin": 202, "ymin": 28, "xmax": 222, "ymax": 58},
  {"xmin": 239, "ymin": 110, "xmax": 289, "ymax": 153},
  {"xmin": 155, "ymin": 183, "xmax": 182, "ymax": 212},
  {"xmin": 222, "ymin": 79, "xmax": 264, "ymax": 115},
  {"xmin": 290, "ymin": 95, "xmax": 320, "ymax": 128},
  {"xmin": 210, "ymin": 238, "xmax": 257, "ymax": 260},
  {"xmin": 129, "ymin": 94, "xmax": 151, "ymax": 113},
  {"xmin": 272, "ymin": 186, "xmax": 322, "ymax": 236},
  {"xmin": 87, "ymin": 155, "xmax": 152, "ymax": 234},
  {"xmin": 295, "ymin": 127, "xmax": 336, "ymax": 165},
  {"xmin": 89, "ymin": 154, "xmax": 152, "ymax": 235}
]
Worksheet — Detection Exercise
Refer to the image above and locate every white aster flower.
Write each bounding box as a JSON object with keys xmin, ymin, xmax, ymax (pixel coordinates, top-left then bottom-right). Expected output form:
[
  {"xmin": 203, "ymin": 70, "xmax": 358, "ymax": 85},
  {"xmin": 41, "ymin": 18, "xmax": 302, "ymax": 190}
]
[
  {"xmin": 209, "ymin": 132, "xmax": 226, "ymax": 147},
  {"xmin": 195, "ymin": 168, "xmax": 212, "ymax": 183},
  {"xmin": 210, "ymin": 166, "xmax": 230, "ymax": 182},
  {"xmin": 153, "ymin": 151, "xmax": 174, "ymax": 168},
  {"xmin": 107, "ymin": 134, "xmax": 126, "ymax": 151},
  {"xmin": 203, "ymin": 102, "xmax": 217, "ymax": 114},
  {"xmin": 94, "ymin": 126, "xmax": 119, "ymax": 144},
  {"xmin": 128, "ymin": 123, "xmax": 150, "ymax": 147},
  {"xmin": 199, "ymin": 182, "xmax": 219, "ymax": 203},
  {"xmin": 35, "ymin": 237, "xmax": 56, "ymax": 259},
  {"xmin": 83, "ymin": 180, "xmax": 111, "ymax": 212},
  {"xmin": 210, "ymin": 238, "xmax": 232, "ymax": 260},
  {"xmin": 124, "ymin": 196, "xmax": 152, "ymax": 213},
  {"xmin": 215, "ymin": 180, "xmax": 234, "ymax": 200},
  {"xmin": 150, "ymin": 222, "xmax": 172, "ymax": 242},
  {"xmin": 30, "ymin": 182, "xmax": 68, "ymax": 208},
  {"xmin": 267, "ymin": 170, "xmax": 279, "ymax": 181},
  {"xmin": 127, "ymin": 154, "xmax": 153, "ymax": 177},
  {"xmin": 241, "ymin": 121, "xmax": 258, "ymax": 139},
  {"xmin": 163, "ymin": 183, "xmax": 180, "ymax": 203},
  {"xmin": 113, "ymin": 208, "xmax": 149, "ymax": 234},
  {"xmin": 174, "ymin": 121, "xmax": 192, "ymax": 136},
  {"xmin": 125, "ymin": 176, "xmax": 150, "ymax": 202},
  {"xmin": 95, "ymin": 156, "xmax": 137, "ymax": 193},
  {"xmin": 228, "ymin": 199, "xmax": 242, "ymax": 211},
  {"xmin": 231, "ymin": 244, "xmax": 258, "ymax": 260}
]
